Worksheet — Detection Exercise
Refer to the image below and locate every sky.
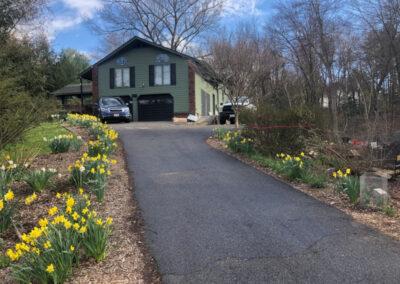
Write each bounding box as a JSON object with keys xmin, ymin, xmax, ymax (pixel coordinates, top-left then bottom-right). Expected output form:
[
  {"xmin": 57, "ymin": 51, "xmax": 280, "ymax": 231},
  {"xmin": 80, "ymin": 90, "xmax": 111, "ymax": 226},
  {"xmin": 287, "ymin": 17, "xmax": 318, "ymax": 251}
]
[{"xmin": 34, "ymin": 0, "xmax": 275, "ymax": 60}]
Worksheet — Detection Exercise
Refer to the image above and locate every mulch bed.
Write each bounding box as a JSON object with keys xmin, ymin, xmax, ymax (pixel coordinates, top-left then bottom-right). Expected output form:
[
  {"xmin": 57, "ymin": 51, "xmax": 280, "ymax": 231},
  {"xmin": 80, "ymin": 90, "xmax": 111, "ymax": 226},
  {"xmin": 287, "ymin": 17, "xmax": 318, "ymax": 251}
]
[
  {"xmin": 0, "ymin": 125, "xmax": 160, "ymax": 283},
  {"xmin": 207, "ymin": 137, "xmax": 400, "ymax": 242}
]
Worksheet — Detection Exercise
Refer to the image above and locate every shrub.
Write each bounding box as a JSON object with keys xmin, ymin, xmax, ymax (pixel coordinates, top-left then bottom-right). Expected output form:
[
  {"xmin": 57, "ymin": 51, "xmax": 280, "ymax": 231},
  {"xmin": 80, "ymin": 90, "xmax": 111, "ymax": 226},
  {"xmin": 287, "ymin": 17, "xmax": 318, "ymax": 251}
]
[
  {"xmin": 0, "ymin": 190, "xmax": 20, "ymax": 233},
  {"xmin": 334, "ymin": 169, "xmax": 360, "ymax": 203},
  {"xmin": 240, "ymin": 104, "xmax": 329, "ymax": 155},
  {"xmin": 22, "ymin": 168, "xmax": 56, "ymax": 192}
]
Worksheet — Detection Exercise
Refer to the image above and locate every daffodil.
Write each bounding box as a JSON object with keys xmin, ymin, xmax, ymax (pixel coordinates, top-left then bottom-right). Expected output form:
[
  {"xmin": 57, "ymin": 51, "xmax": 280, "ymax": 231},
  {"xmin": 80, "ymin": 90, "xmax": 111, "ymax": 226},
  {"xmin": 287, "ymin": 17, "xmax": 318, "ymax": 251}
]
[
  {"xmin": 46, "ymin": 264, "xmax": 54, "ymax": 273},
  {"xmin": 4, "ymin": 190, "xmax": 14, "ymax": 201}
]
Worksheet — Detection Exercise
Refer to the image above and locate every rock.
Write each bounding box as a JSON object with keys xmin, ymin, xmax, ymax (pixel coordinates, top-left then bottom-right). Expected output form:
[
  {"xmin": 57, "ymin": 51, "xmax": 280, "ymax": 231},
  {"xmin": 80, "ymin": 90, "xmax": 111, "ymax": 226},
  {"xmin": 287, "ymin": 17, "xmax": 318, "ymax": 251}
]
[{"xmin": 372, "ymin": 188, "xmax": 388, "ymax": 202}]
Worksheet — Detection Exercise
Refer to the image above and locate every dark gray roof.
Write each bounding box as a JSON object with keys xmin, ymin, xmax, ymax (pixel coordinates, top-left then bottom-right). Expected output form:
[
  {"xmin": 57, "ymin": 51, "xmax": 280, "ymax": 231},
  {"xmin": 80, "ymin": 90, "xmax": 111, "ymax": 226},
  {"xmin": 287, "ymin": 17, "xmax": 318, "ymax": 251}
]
[
  {"xmin": 79, "ymin": 36, "xmax": 199, "ymax": 80},
  {"xmin": 52, "ymin": 83, "xmax": 92, "ymax": 96}
]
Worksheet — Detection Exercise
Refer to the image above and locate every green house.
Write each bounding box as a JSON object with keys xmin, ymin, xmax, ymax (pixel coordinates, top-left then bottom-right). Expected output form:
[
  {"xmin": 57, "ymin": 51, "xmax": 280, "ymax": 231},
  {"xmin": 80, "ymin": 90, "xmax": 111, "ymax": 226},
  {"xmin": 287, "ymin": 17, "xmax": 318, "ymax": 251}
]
[{"xmin": 80, "ymin": 36, "xmax": 223, "ymax": 122}]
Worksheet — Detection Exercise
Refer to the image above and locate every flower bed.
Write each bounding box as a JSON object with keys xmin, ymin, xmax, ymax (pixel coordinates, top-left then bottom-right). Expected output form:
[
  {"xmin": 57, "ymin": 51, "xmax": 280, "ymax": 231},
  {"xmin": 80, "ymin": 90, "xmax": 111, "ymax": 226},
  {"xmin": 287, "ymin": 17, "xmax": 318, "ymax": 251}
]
[
  {"xmin": 208, "ymin": 130, "xmax": 400, "ymax": 242},
  {"xmin": 0, "ymin": 115, "xmax": 159, "ymax": 283}
]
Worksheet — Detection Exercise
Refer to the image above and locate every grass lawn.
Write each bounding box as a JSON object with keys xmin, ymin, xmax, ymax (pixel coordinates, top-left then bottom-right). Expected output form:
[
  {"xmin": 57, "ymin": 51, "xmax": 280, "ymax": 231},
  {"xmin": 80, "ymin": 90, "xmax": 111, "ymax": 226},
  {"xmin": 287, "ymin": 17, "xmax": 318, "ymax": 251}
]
[{"xmin": 0, "ymin": 122, "xmax": 70, "ymax": 162}]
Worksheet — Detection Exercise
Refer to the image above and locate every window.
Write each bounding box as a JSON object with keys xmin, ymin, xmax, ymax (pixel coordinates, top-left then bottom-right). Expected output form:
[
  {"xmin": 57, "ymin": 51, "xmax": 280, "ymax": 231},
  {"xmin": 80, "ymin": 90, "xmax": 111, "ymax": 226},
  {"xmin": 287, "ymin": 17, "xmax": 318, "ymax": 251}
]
[
  {"xmin": 115, "ymin": 68, "xmax": 130, "ymax": 87},
  {"xmin": 155, "ymin": 64, "xmax": 171, "ymax": 86}
]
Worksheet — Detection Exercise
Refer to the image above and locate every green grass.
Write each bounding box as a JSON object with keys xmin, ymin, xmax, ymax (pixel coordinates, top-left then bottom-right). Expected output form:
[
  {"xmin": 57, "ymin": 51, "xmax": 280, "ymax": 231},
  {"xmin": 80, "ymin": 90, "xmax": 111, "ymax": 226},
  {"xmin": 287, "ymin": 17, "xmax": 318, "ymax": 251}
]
[{"xmin": 0, "ymin": 122, "xmax": 70, "ymax": 162}]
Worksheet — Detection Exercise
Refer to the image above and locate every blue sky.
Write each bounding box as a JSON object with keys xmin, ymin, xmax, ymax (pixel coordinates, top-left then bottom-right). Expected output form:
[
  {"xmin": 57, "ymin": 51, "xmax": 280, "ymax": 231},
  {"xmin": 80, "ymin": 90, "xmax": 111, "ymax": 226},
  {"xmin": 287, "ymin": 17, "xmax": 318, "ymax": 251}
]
[{"xmin": 37, "ymin": 0, "xmax": 274, "ymax": 59}]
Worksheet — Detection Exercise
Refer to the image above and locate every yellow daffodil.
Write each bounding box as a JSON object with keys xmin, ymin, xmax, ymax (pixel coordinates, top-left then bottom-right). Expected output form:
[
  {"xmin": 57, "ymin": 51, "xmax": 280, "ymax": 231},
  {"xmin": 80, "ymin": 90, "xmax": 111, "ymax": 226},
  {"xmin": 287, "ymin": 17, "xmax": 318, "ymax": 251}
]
[
  {"xmin": 66, "ymin": 197, "xmax": 75, "ymax": 208},
  {"xmin": 70, "ymin": 245, "xmax": 75, "ymax": 251},
  {"xmin": 39, "ymin": 218, "xmax": 48, "ymax": 227},
  {"xmin": 4, "ymin": 190, "xmax": 14, "ymax": 201},
  {"xmin": 44, "ymin": 241, "xmax": 51, "ymax": 249},
  {"xmin": 46, "ymin": 264, "xmax": 54, "ymax": 273},
  {"xmin": 0, "ymin": 199, "xmax": 3, "ymax": 211},
  {"xmin": 48, "ymin": 207, "xmax": 58, "ymax": 216},
  {"xmin": 346, "ymin": 168, "xmax": 351, "ymax": 174},
  {"xmin": 56, "ymin": 193, "xmax": 61, "ymax": 199}
]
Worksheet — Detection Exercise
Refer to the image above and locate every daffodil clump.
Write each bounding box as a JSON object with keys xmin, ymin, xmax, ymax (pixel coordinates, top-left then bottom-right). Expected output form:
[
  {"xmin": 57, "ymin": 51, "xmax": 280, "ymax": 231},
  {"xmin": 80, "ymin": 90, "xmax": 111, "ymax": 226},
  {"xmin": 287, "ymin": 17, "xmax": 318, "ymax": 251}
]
[
  {"xmin": 67, "ymin": 113, "xmax": 99, "ymax": 128},
  {"xmin": 8, "ymin": 192, "xmax": 113, "ymax": 283},
  {"xmin": 0, "ymin": 156, "xmax": 27, "ymax": 195},
  {"xmin": 222, "ymin": 130, "xmax": 255, "ymax": 155},
  {"xmin": 68, "ymin": 153, "xmax": 113, "ymax": 201},
  {"xmin": 45, "ymin": 134, "xmax": 83, "ymax": 153},
  {"xmin": 0, "ymin": 189, "xmax": 20, "ymax": 233},
  {"xmin": 333, "ymin": 168, "xmax": 360, "ymax": 203},
  {"xmin": 50, "ymin": 114, "xmax": 60, "ymax": 122},
  {"xmin": 213, "ymin": 126, "xmax": 229, "ymax": 139},
  {"xmin": 22, "ymin": 168, "xmax": 57, "ymax": 192},
  {"xmin": 276, "ymin": 152, "xmax": 308, "ymax": 180}
]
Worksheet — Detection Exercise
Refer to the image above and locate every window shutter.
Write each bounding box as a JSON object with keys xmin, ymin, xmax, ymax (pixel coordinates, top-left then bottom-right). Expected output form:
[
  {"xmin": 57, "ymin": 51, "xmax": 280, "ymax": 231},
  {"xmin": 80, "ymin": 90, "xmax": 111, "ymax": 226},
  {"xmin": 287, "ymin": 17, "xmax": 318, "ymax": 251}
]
[
  {"xmin": 110, "ymin": 68, "xmax": 115, "ymax": 89},
  {"xmin": 149, "ymin": 65, "xmax": 154, "ymax": 86},
  {"xmin": 130, "ymin": 67, "xmax": 135, "ymax": 88},
  {"xmin": 171, "ymin": 63, "xmax": 176, "ymax": 85}
]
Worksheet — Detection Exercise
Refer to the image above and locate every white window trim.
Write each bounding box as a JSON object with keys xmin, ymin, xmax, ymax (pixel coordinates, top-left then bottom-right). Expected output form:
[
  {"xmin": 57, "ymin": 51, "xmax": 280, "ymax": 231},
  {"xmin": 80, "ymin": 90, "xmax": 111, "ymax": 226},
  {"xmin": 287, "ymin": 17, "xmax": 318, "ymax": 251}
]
[
  {"xmin": 115, "ymin": 67, "xmax": 130, "ymax": 88},
  {"xmin": 154, "ymin": 64, "xmax": 171, "ymax": 86}
]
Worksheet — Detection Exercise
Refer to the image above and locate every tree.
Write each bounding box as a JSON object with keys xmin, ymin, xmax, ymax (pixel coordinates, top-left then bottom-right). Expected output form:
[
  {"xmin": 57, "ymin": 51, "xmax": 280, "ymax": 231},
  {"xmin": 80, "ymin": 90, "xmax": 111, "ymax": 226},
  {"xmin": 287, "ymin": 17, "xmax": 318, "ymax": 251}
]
[
  {"xmin": 0, "ymin": 0, "xmax": 47, "ymax": 41},
  {"xmin": 51, "ymin": 48, "xmax": 91, "ymax": 89},
  {"xmin": 207, "ymin": 26, "xmax": 266, "ymax": 129},
  {"xmin": 93, "ymin": 0, "xmax": 224, "ymax": 53}
]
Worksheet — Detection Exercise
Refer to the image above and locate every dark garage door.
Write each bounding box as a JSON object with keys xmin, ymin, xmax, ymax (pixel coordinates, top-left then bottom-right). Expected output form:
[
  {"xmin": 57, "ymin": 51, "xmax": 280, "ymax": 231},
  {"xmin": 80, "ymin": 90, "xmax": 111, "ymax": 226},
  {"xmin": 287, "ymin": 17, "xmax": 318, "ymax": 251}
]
[{"xmin": 138, "ymin": 94, "xmax": 174, "ymax": 121}]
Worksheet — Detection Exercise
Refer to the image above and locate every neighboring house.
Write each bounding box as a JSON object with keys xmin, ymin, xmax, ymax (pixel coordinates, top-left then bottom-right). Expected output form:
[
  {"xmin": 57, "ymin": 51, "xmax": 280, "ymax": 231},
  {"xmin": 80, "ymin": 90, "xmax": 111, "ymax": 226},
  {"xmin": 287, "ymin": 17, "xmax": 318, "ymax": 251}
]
[
  {"xmin": 52, "ymin": 83, "xmax": 93, "ymax": 113},
  {"xmin": 79, "ymin": 36, "xmax": 223, "ymax": 121}
]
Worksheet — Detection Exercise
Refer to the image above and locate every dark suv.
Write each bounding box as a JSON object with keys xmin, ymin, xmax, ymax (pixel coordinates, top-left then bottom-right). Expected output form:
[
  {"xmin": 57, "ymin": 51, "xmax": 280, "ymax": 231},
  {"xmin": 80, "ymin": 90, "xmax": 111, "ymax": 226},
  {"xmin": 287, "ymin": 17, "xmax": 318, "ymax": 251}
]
[
  {"xmin": 94, "ymin": 97, "xmax": 132, "ymax": 123},
  {"xmin": 219, "ymin": 103, "xmax": 235, "ymax": 124}
]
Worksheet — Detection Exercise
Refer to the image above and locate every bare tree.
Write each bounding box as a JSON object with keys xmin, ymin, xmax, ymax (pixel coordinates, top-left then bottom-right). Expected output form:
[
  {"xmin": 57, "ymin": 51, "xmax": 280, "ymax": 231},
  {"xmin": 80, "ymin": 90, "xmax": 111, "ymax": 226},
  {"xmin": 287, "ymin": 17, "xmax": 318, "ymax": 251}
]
[
  {"xmin": 207, "ymin": 26, "xmax": 271, "ymax": 129},
  {"xmin": 92, "ymin": 0, "xmax": 224, "ymax": 53}
]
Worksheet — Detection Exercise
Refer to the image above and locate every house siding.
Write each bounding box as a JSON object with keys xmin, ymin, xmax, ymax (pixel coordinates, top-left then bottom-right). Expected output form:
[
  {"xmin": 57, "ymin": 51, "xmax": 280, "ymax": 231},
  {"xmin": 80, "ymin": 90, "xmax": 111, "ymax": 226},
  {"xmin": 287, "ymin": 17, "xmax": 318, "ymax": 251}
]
[
  {"xmin": 194, "ymin": 72, "xmax": 222, "ymax": 117},
  {"xmin": 97, "ymin": 46, "xmax": 189, "ymax": 121}
]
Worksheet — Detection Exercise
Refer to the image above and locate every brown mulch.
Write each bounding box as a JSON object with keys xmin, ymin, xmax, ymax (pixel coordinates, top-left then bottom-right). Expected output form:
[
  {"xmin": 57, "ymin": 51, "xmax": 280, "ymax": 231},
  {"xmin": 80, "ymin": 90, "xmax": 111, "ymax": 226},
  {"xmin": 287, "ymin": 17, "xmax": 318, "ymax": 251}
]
[
  {"xmin": 0, "ymin": 125, "xmax": 160, "ymax": 283},
  {"xmin": 207, "ymin": 137, "xmax": 400, "ymax": 242}
]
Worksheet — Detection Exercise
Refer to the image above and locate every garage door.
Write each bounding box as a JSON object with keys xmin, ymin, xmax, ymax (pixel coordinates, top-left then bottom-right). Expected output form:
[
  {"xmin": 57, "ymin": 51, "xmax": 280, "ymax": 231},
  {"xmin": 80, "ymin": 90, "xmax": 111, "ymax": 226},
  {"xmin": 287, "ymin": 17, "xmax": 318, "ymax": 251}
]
[{"xmin": 138, "ymin": 94, "xmax": 174, "ymax": 121}]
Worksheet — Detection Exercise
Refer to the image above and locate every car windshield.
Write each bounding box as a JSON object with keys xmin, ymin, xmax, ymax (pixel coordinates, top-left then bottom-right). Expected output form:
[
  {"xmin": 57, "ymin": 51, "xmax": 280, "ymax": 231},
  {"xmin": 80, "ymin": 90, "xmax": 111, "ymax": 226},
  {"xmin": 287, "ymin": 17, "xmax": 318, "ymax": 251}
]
[
  {"xmin": 225, "ymin": 97, "xmax": 250, "ymax": 105},
  {"xmin": 101, "ymin": 98, "xmax": 123, "ymax": 106}
]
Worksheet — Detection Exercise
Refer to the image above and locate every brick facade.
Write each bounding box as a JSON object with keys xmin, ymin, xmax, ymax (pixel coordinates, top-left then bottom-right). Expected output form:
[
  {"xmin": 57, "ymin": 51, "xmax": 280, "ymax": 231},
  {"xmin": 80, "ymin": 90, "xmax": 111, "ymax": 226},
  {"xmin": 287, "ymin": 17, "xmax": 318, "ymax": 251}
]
[{"xmin": 188, "ymin": 61, "xmax": 196, "ymax": 115}]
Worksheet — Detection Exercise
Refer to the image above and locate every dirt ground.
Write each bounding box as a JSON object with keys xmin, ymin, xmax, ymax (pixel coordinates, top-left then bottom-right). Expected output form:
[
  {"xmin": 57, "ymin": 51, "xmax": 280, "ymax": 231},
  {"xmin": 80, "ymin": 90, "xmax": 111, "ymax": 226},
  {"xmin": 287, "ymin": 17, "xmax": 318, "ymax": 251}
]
[
  {"xmin": 0, "ymin": 125, "xmax": 160, "ymax": 283},
  {"xmin": 207, "ymin": 137, "xmax": 400, "ymax": 243}
]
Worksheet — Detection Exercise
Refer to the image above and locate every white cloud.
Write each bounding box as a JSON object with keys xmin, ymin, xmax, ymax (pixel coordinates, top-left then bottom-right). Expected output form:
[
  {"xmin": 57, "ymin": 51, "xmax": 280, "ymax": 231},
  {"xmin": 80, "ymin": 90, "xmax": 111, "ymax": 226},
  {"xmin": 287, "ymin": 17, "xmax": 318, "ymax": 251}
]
[
  {"xmin": 222, "ymin": 0, "xmax": 265, "ymax": 17},
  {"xmin": 15, "ymin": 0, "xmax": 104, "ymax": 41},
  {"xmin": 61, "ymin": 0, "xmax": 103, "ymax": 18}
]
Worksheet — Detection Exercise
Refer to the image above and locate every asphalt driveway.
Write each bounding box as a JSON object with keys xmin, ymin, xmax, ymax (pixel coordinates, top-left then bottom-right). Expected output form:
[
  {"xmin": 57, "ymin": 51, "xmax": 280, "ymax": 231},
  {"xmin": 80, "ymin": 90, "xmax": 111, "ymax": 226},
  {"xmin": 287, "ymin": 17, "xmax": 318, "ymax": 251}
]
[{"xmin": 114, "ymin": 122, "xmax": 400, "ymax": 284}]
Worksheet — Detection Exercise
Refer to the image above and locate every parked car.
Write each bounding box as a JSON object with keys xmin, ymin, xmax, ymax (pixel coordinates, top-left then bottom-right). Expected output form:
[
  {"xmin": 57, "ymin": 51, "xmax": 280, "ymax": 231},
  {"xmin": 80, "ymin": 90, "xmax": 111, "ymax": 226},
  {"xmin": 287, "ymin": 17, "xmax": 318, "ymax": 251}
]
[
  {"xmin": 94, "ymin": 97, "xmax": 132, "ymax": 123},
  {"xmin": 219, "ymin": 97, "xmax": 254, "ymax": 124}
]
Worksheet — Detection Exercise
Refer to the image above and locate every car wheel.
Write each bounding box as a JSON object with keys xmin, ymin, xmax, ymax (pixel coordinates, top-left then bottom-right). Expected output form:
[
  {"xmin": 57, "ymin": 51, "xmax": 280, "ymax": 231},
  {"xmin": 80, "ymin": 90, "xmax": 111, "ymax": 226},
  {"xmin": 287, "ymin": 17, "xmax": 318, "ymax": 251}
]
[
  {"xmin": 230, "ymin": 118, "xmax": 235, "ymax": 124},
  {"xmin": 220, "ymin": 118, "xmax": 226, "ymax": 124}
]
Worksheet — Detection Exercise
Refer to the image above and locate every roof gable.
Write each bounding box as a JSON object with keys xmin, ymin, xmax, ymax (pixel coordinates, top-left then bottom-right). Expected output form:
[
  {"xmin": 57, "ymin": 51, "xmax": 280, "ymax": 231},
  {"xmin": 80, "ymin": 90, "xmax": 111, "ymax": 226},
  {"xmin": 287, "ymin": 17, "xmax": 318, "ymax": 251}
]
[{"xmin": 80, "ymin": 36, "xmax": 197, "ymax": 80}]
